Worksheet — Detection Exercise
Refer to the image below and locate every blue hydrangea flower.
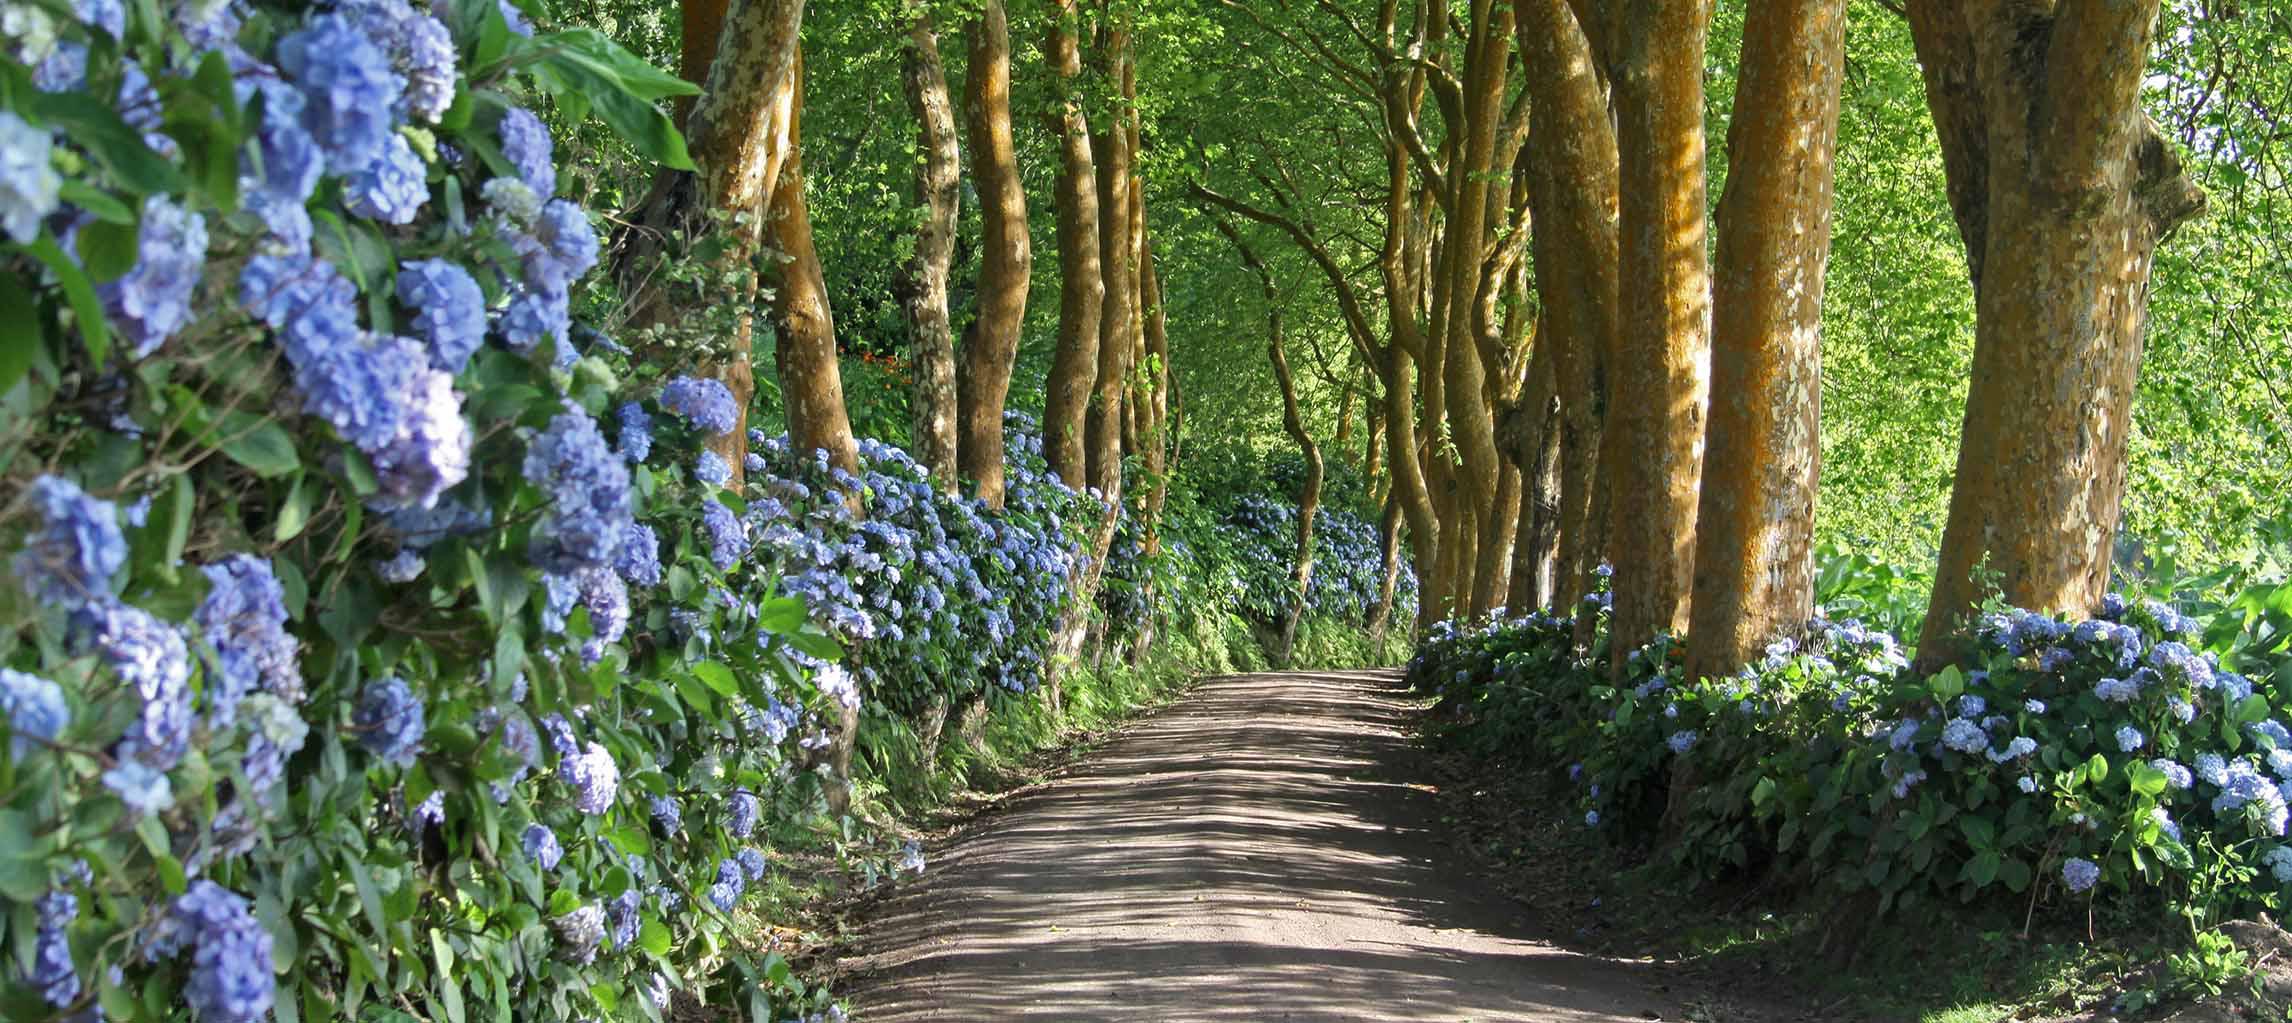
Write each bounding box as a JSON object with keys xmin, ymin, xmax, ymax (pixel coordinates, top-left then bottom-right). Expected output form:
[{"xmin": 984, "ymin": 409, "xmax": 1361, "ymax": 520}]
[
  {"xmin": 276, "ymin": 12, "xmax": 405, "ymax": 174},
  {"xmin": 496, "ymin": 106, "xmax": 554, "ymax": 197},
  {"xmin": 95, "ymin": 195, "xmax": 207, "ymax": 357},
  {"xmin": 376, "ymin": 549, "xmax": 425, "ymax": 582},
  {"xmin": 247, "ymin": 80, "xmax": 324, "ymax": 208},
  {"xmin": 609, "ymin": 887, "xmax": 642, "ymax": 946},
  {"xmin": 651, "ymin": 794, "xmax": 682, "ymax": 832},
  {"xmin": 164, "ymin": 882, "xmax": 276, "ymax": 1023},
  {"xmin": 519, "ymin": 199, "xmax": 596, "ymax": 287},
  {"xmin": 2216, "ymin": 761, "xmax": 2291, "ymax": 836},
  {"xmin": 2061, "ymin": 857, "xmax": 2100, "ymax": 893},
  {"xmin": 405, "ymin": 17, "xmax": 459, "ymax": 121},
  {"xmin": 700, "ymin": 499, "xmax": 746, "ymax": 570},
  {"xmin": 523, "ymin": 405, "xmax": 635, "ymax": 572},
  {"xmin": 709, "ymin": 859, "xmax": 744, "ymax": 910},
  {"xmin": 240, "ymin": 251, "xmax": 352, "ymax": 332},
  {"xmin": 2153, "ymin": 758, "xmax": 2193, "ymax": 790},
  {"xmin": 2267, "ymin": 846, "xmax": 2292, "ymax": 885},
  {"xmin": 354, "ymin": 676, "xmax": 425, "ymax": 766},
  {"xmin": 553, "ymin": 904, "xmax": 604, "ymax": 965},
  {"xmin": 615, "ymin": 401, "xmax": 652, "ymax": 462},
  {"xmin": 523, "ymin": 823, "xmax": 563, "ymax": 870},
  {"xmin": 727, "ymin": 790, "xmax": 760, "ymax": 839},
  {"xmin": 1983, "ymin": 735, "xmax": 2037, "ymax": 763},
  {"xmin": 737, "ymin": 846, "xmax": 768, "ymax": 880},
  {"xmin": 1665, "ymin": 730, "xmax": 1696, "ymax": 754},
  {"xmin": 0, "ymin": 111, "xmax": 61, "ymax": 243},
  {"xmin": 347, "ymin": 132, "xmax": 427, "ymax": 223},
  {"xmin": 103, "ymin": 760, "xmax": 174, "ymax": 815},
  {"xmin": 366, "ymin": 362, "xmax": 471, "ymax": 511},
  {"xmin": 2116, "ymin": 725, "xmax": 2145, "ymax": 752},
  {"xmin": 1940, "ymin": 717, "xmax": 1988, "ymax": 755},
  {"xmin": 292, "ymin": 328, "xmax": 431, "ymax": 453},
  {"xmin": 2198, "ymin": 753, "xmax": 2230, "ymax": 786},
  {"xmin": 662, "ymin": 376, "xmax": 738, "ymax": 436},
  {"xmin": 2016, "ymin": 775, "xmax": 2038, "ymax": 794},
  {"xmin": 559, "ymin": 741, "xmax": 618, "ymax": 814},
  {"xmin": 815, "ymin": 663, "xmax": 859, "ymax": 711},
  {"xmin": 93, "ymin": 603, "xmax": 194, "ymax": 770},
  {"xmin": 499, "ymin": 279, "xmax": 570, "ymax": 355},
  {"xmin": 696, "ymin": 450, "xmax": 732, "ymax": 487},
  {"xmin": 1956, "ymin": 695, "xmax": 1985, "ymax": 718},
  {"xmin": 195, "ymin": 555, "xmax": 303, "ymax": 720},
  {"xmin": 0, "ymin": 669, "xmax": 68, "ymax": 758},
  {"xmin": 30, "ymin": 888, "xmax": 77, "ymax": 1006},
  {"xmin": 15, "ymin": 474, "xmax": 123, "ymax": 610},
  {"xmin": 393, "ymin": 258, "xmax": 486, "ymax": 374},
  {"xmin": 1583, "ymin": 810, "xmax": 1600, "ymax": 827},
  {"xmin": 614, "ymin": 524, "xmax": 662, "ymax": 588},
  {"xmin": 899, "ymin": 840, "xmax": 925, "ymax": 874}
]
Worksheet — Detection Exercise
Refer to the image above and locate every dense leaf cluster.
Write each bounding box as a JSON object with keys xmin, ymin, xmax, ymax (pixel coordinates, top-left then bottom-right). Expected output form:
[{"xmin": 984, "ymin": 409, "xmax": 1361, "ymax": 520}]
[{"xmin": 1413, "ymin": 583, "xmax": 2292, "ymax": 931}]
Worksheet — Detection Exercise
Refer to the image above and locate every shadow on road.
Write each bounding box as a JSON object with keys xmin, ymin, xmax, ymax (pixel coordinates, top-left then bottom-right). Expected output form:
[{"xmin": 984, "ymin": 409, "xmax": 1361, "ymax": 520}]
[{"xmin": 839, "ymin": 670, "xmax": 1694, "ymax": 1022}]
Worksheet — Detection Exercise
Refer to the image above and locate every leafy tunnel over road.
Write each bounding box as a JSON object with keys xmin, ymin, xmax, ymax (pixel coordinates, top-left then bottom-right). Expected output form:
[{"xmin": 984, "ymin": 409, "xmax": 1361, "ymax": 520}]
[{"xmin": 837, "ymin": 669, "xmax": 1795, "ymax": 1021}]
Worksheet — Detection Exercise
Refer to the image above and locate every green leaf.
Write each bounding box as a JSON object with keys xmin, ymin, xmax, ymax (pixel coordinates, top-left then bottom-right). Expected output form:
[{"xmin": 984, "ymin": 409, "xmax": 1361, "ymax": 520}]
[
  {"xmin": 639, "ymin": 917, "xmax": 671, "ymax": 957},
  {"xmin": 57, "ymin": 180, "xmax": 134, "ymax": 223},
  {"xmin": 1928, "ymin": 665, "xmax": 1965, "ymax": 701},
  {"xmin": 1750, "ymin": 776, "xmax": 1777, "ymax": 808},
  {"xmin": 2125, "ymin": 759, "xmax": 2167, "ymax": 797},
  {"xmin": 274, "ymin": 473, "xmax": 311, "ymax": 543},
  {"xmin": 2236, "ymin": 694, "xmax": 2272, "ymax": 725},
  {"xmin": 217, "ymin": 416, "xmax": 302, "ymax": 477},
  {"xmin": 2086, "ymin": 752, "xmax": 2110, "ymax": 784},
  {"xmin": 26, "ymin": 233, "xmax": 110, "ymax": 364},
  {"xmin": 76, "ymin": 218, "xmax": 141, "ymax": 283},
  {"xmin": 27, "ymin": 91, "xmax": 188, "ymax": 195},
  {"xmin": 692, "ymin": 660, "xmax": 739, "ymax": 698},
  {"xmin": 0, "ymin": 271, "xmax": 39, "ymax": 395}
]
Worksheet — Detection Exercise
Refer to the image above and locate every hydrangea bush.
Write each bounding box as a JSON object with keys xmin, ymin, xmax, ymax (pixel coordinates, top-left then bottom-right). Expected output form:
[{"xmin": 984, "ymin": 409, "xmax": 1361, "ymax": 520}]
[
  {"xmin": 0, "ymin": 0, "xmax": 880, "ymax": 1018},
  {"xmin": 1412, "ymin": 585, "xmax": 2292, "ymax": 926}
]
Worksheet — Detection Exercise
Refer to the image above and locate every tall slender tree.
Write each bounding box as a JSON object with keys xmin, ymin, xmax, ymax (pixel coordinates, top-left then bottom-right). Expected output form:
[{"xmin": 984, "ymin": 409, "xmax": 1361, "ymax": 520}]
[
  {"xmin": 955, "ymin": 0, "xmax": 1032, "ymax": 509},
  {"xmin": 1604, "ymin": 0, "xmax": 1712, "ymax": 668},
  {"xmin": 1042, "ymin": 0, "xmax": 1103, "ymax": 487},
  {"xmin": 898, "ymin": 11, "xmax": 964, "ymax": 490},
  {"xmin": 1686, "ymin": 0, "xmax": 1849, "ymax": 682}
]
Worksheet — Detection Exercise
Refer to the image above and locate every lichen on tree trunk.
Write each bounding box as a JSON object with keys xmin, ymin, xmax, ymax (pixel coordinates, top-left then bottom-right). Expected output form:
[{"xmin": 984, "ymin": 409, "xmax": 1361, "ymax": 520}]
[
  {"xmin": 897, "ymin": 14, "xmax": 963, "ymax": 492},
  {"xmin": 1907, "ymin": 0, "xmax": 2206, "ymax": 665}
]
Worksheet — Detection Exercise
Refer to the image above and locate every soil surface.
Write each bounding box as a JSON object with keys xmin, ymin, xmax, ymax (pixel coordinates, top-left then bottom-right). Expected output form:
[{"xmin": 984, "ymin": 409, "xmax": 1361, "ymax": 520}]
[{"xmin": 838, "ymin": 669, "xmax": 1804, "ymax": 1022}]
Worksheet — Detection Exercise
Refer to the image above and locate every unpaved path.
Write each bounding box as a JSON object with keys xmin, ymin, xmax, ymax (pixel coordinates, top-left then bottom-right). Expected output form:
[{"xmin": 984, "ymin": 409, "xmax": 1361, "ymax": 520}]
[{"xmin": 841, "ymin": 669, "xmax": 1772, "ymax": 1022}]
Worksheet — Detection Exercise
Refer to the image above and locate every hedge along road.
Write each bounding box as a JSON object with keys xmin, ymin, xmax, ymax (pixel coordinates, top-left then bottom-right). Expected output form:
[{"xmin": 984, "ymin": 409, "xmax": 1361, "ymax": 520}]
[{"xmin": 838, "ymin": 669, "xmax": 1799, "ymax": 1022}]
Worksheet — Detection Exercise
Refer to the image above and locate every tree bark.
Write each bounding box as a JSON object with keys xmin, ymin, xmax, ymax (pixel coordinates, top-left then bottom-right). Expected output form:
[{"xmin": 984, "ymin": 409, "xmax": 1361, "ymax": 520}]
[
  {"xmin": 1516, "ymin": 0, "xmax": 1619, "ymax": 621},
  {"xmin": 1506, "ymin": 318, "xmax": 1563, "ymax": 612},
  {"xmin": 619, "ymin": 0, "xmax": 807, "ymax": 487},
  {"xmin": 955, "ymin": 0, "xmax": 1032, "ymax": 509},
  {"xmin": 1605, "ymin": 0, "xmax": 1711, "ymax": 670},
  {"xmin": 1218, "ymin": 218, "xmax": 1321, "ymax": 666},
  {"xmin": 898, "ymin": 14, "xmax": 963, "ymax": 491},
  {"xmin": 1909, "ymin": 0, "xmax": 2206, "ymax": 663},
  {"xmin": 1686, "ymin": 0, "xmax": 1847, "ymax": 683},
  {"xmin": 765, "ymin": 50, "xmax": 860, "ymax": 483},
  {"xmin": 1042, "ymin": 0, "xmax": 1102, "ymax": 488}
]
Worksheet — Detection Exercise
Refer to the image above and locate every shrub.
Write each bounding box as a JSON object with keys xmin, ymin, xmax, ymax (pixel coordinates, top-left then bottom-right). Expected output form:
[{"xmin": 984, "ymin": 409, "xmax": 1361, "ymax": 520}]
[{"xmin": 1412, "ymin": 581, "xmax": 2292, "ymax": 931}]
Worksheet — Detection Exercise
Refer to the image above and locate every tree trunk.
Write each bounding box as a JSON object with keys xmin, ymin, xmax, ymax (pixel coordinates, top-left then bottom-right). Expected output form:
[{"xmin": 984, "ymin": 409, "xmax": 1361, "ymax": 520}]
[
  {"xmin": 1517, "ymin": 0, "xmax": 1619, "ymax": 621},
  {"xmin": 1506, "ymin": 322, "xmax": 1563, "ymax": 612},
  {"xmin": 619, "ymin": 0, "xmax": 806, "ymax": 487},
  {"xmin": 1369, "ymin": 495, "xmax": 1405, "ymax": 646},
  {"xmin": 1908, "ymin": 0, "xmax": 2205, "ymax": 663},
  {"xmin": 1218, "ymin": 218, "xmax": 1321, "ymax": 667},
  {"xmin": 1086, "ymin": 24, "xmax": 1139, "ymax": 501},
  {"xmin": 899, "ymin": 14, "xmax": 962, "ymax": 491},
  {"xmin": 1128, "ymin": 238, "xmax": 1172, "ymax": 665},
  {"xmin": 955, "ymin": 0, "xmax": 1031, "ymax": 510},
  {"xmin": 1686, "ymin": 0, "xmax": 1846, "ymax": 683},
  {"xmin": 1041, "ymin": 0, "xmax": 1101, "ymax": 488},
  {"xmin": 766, "ymin": 51, "xmax": 860, "ymax": 482},
  {"xmin": 1605, "ymin": 0, "xmax": 1711, "ymax": 670}
]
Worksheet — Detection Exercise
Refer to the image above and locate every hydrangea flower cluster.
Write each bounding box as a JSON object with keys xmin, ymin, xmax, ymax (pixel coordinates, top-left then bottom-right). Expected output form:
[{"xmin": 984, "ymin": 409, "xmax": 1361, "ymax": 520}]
[{"xmin": 1411, "ymin": 587, "xmax": 2292, "ymax": 920}]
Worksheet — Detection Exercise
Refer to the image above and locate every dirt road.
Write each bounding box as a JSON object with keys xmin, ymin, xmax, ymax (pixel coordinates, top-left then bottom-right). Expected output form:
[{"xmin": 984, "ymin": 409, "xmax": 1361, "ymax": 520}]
[{"xmin": 840, "ymin": 669, "xmax": 1742, "ymax": 1022}]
